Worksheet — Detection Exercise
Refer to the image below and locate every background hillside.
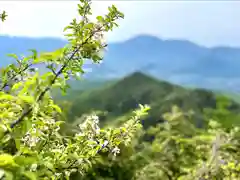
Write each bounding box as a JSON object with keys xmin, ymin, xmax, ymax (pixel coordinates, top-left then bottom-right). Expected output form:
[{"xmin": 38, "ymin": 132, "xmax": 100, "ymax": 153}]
[
  {"xmin": 55, "ymin": 72, "xmax": 240, "ymax": 130},
  {"xmin": 2, "ymin": 35, "xmax": 240, "ymax": 92}
]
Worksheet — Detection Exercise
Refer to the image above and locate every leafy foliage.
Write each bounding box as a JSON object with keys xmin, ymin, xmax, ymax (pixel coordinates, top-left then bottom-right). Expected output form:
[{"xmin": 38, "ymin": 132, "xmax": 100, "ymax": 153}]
[
  {"xmin": 0, "ymin": 1, "xmax": 150, "ymax": 179},
  {"xmin": 79, "ymin": 105, "xmax": 240, "ymax": 180},
  {"xmin": 0, "ymin": 10, "xmax": 7, "ymax": 22}
]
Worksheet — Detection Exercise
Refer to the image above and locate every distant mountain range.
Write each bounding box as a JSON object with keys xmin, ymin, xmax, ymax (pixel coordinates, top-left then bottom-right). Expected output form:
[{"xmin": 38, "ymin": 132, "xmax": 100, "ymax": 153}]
[{"xmin": 1, "ymin": 34, "xmax": 240, "ymax": 92}]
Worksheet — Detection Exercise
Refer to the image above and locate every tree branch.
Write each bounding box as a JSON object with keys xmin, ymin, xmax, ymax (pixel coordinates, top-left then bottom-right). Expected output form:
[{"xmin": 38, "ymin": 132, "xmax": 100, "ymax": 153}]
[
  {"xmin": 9, "ymin": 26, "xmax": 103, "ymax": 130},
  {"xmin": 0, "ymin": 63, "xmax": 32, "ymax": 91}
]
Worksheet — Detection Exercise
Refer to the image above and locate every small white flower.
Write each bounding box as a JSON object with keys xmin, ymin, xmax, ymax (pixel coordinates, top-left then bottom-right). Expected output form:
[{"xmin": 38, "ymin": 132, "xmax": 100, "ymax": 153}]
[
  {"xmin": 55, "ymin": 173, "xmax": 62, "ymax": 178},
  {"xmin": 29, "ymin": 137, "xmax": 40, "ymax": 147},
  {"xmin": 30, "ymin": 163, "xmax": 38, "ymax": 171},
  {"xmin": 91, "ymin": 115, "xmax": 99, "ymax": 123},
  {"xmin": 0, "ymin": 169, "xmax": 5, "ymax": 179},
  {"xmin": 112, "ymin": 146, "xmax": 120, "ymax": 156},
  {"xmin": 76, "ymin": 132, "xmax": 84, "ymax": 137},
  {"xmin": 65, "ymin": 171, "xmax": 70, "ymax": 177},
  {"xmin": 47, "ymin": 119, "xmax": 55, "ymax": 124},
  {"xmin": 22, "ymin": 134, "xmax": 40, "ymax": 147},
  {"xmin": 76, "ymin": 72, "xmax": 80, "ymax": 77},
  {"xmin": 234, "ymin": 127, "xmax": 239, "ymax": 132},
  {"xmin": 55, "ymin": 126, "xmax": 60, "ymax": 132},
  {"xmin": 102, "ymin": 140, "xmax": 109, "ymax": 148},
  {"xmin": 32, "ymin": 128, "xmax": 37, "ymax": 133},
  {"xmin": 77, "ymin": 159, "xmax": 83, "ymax": 164},
  {"xmin": 0, "ymin": 124, "xmax": 7, "ymax": 132},
  {"xmin": 52, "ymin": 148, "xmax": 63, "ymax": 154},
  {"xmin": 43, "ymin": 126, "xmax": 49, "ymax": 131},
  {"xmin": 95, "ymin": 126, "xmax": 100, "ymax": 135}
]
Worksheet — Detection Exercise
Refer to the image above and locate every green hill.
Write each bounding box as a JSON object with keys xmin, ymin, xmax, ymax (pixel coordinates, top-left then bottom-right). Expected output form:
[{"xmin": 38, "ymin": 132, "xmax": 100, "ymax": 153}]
[
  {"xmin": 216, "ymin": 91, "xmax": 240, "ymax": 104},
  {"xmin": 58, "ymin": 72, "xmax": 240, "ymax": 129},
  {"xmin": 53, "ymin": 79, "xmax": 117, "ymax": 101}
]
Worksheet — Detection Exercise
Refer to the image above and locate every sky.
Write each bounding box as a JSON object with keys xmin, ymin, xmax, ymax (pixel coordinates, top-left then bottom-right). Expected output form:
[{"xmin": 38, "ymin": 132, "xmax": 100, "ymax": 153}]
[{"xmin": 0, "ymin": 0, "xmax": 240, "ymax": 47}]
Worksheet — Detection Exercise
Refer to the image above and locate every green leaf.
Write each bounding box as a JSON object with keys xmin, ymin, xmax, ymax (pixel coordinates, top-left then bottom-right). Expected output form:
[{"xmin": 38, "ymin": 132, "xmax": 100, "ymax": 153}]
[
  {"xmin": 22, "ymin": 171, "xmax": 37, "ymax": 180},
  {"xmin": 22, "ymin": 120, "xmax": 33, "ymax": 135},
  {"xmin": 63, "ymin": 25, "xmax": 73, "ymax": 32},
  {"xmin": 55, "ymin": 121, "xmax": 64, "ymax": 127},
  {"xmin": 12, "ymin": 82, "xmax": 23, "ymax": 91},
  {"xmin": 7, "ymin": 54, "xmax": 19, "ymax": 60},
  {"xmin": 0, "ymin": 11, "xmax": 7, "ymax": 22},
  {"xmin": 51, "ymin": 104, "xmax": 62, "ymax": 113},
  {"xmin": 18, "ymin": 95, "xmax": 35, "ymax": 104},
  {"xmin": 14, "ymin": 156, "xmax": 38, "ymax": 166},
  {"xmin": 96, "ymin": 16, "xmax": 104, "ymax": 22},
  {"xmin": 41, "ymin": 72, "xmax": 54, "ymax": 80},
  {"xmin": 0, "ymin": 154, "xmax": 15, "ymax": 167},
  {"xmin": 44, "ymin": 162, "xmax": 54, "ymax": 171},
  {"xmin": 0, "ymin": 93, "xmax": 14, "ymax": 100},
  {"xmin": 3, "ymin": 171, "xmax": 13, "ymax": 180},
  {"xmin": 38, "ymin": 52, "xmax": 53, "ymax": 62},
  {"xmin": 51, "ymin": 48, "xmax": 65, "ymax": 59},
  {"xmin": 29, "ymin": 49, "xmax": 38, "ymax": 60},
  {"xmin": 0, "ymin": 124, "xmax": 7, "ymax": 139},
  {"xmin": 92, "ymin": 54, "xmax": 102, "ymax": 62},
  {"xmin": 85, "ymin": 23, "xmax": 94, "ymax": 29},
  {"xmin": 14, "ymin": 139, "xmax": 21, "ymax": 151}
]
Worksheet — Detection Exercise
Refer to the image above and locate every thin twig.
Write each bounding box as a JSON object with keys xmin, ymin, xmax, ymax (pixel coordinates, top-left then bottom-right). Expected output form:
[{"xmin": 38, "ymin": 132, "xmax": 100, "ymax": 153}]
[{"xmin": 0, "ymin": 63, "xmax": 32, "ymax": 91}]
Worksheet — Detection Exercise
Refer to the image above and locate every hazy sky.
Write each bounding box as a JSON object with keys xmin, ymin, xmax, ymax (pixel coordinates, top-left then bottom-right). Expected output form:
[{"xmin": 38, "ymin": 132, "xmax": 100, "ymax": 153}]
[{"xmin": 0, "ymin": 1, "xmax": 240, "ymax": 47}]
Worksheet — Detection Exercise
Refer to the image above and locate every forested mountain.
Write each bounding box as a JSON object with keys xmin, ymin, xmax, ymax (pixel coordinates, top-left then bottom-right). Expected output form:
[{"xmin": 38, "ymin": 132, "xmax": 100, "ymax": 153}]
[
  {"xmin": 2, "ymin": 35, "xmax": 240, "ymax": 92},
  {"xmin": 56, "ymin": 72, "xmax": 240, "ymax": 130}
]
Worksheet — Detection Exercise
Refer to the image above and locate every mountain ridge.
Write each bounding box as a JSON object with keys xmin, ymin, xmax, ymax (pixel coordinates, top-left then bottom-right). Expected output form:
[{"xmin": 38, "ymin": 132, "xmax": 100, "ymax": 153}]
[
  {"xmin": 1, "ymin": 34, "xmax": 240, "ymax": 92},
  {"xmin": 59, "ymin": 71, "xmax": 240, "ymax": 129}
]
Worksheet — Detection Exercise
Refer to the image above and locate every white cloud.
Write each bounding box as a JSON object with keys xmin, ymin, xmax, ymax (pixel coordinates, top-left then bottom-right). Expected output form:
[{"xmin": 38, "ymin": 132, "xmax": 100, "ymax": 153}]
[{"xmin": 1, "ymin": 1, "xmax": 240, "ymax": 47}]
